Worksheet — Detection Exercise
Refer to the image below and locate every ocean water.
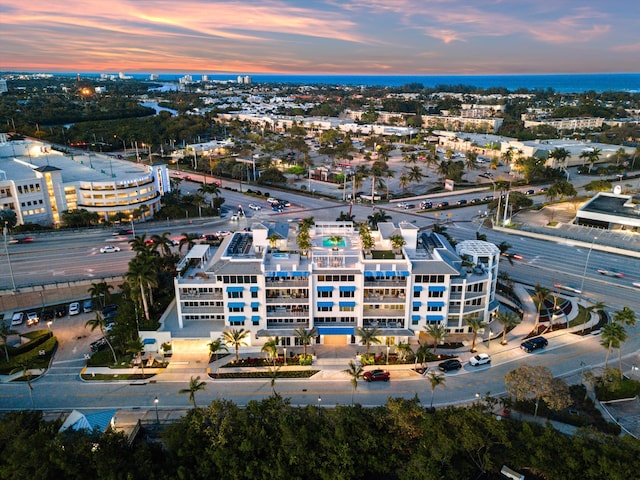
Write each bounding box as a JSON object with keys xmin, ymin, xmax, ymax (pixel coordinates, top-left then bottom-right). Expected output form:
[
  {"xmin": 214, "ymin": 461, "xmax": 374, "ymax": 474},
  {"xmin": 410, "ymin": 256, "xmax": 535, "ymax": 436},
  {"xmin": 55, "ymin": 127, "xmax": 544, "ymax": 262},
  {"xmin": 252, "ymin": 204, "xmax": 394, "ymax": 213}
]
[{"xmin": 64, "ymin": 72, "xmax": 640, "ymax": 93}]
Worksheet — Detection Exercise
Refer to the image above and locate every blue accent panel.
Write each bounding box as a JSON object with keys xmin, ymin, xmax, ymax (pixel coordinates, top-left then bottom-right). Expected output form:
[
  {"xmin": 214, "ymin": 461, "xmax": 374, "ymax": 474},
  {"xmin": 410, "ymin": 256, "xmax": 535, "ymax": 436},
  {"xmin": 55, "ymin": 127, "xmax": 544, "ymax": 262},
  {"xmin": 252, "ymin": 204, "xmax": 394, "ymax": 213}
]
[
  {"xmin": 385, "ymin": 271, "xmax": 396, "ymax": 276},
  {"xmin": 411, "ymin": 315, "xmax": 421, "ymax": 321},
  {"xmin": 426, "ymin": 315, "xmax": 443, "ymax": 321},
  {"xmin": 226, "ymin": 286, "xmax": 244, "ymax": 293},
  {"xmin": 251, "ymin": 315, "xmax": 260, "ymax": 321},
  {"xmin": 397, "ymin": 271, "xmax": 410, "ymax": 277},
  {"xmin": 428, "ymin": 285, "xmax": 446, "ymax": 292},
  {"xmin": 227, "ymin": 302, "xmax": 245, "ymax": 309},
  {"xmin": 317, "ymin": 327, "xmax": 355, "ymax": 335},
  {"xmin": 317, "ymin": 286, "xmax": 334, "ymax": 292},
  {"xmin": 250, "ymin": 286, "xmax": 259, "ymax": 292},
  {"xmin": 250, "ymin": 302, "xmax": 260, "ymax": 308},
  {"xmin": 413, "ymin": 301, "xmax": 422, "ymax": 307},
  {"xmin": 339, "ymin": 301, "xmax": 356, "ymax": 307},
  {"xmin": 228, "ymin": 315, "xmax": 245, "ymax": 322},
  {"xmin": 427, "ymin": 301, "xmax": 445, "ymax": 308},
  {"xmin": 414, "ymin": 285, "xmax": 423, "ymax": 292},
  {"xmin": 364, "ymin": 270, "xmax": 374, "ymax": 276},
  {"xmin": 339, "ymin": 286, "xmax": 356, "ymax": 292},
  {"xmin": 317, "ymin": 302, "xmax": 334, "ymax": 308}
]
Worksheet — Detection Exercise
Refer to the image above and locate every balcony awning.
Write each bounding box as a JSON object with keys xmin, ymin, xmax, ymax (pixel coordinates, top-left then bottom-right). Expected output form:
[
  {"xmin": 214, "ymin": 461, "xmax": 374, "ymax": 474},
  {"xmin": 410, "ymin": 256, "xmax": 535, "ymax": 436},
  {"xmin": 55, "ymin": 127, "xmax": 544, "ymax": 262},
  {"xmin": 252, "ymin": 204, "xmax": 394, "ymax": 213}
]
[
  {"xmin": 339, "ymin": 285, "xmax": 356, "ymax": 292},
  {"xmin": 228, "ymin": 315, "xmax": 245, "ymax": 322},
  {"xmin": 250, "ymin": 286, "xmax": 259, "ymax": 292},
  {"xmin": 428, "ymin": 285, "xmax": 446, "ymax": 292},
  {"xmin": 317, "ymin": 327, "xmax": 355, "ymax": 335},
  {"xmin": 426, "ymin": 315, "xmax": 443, "ymax": 322},
  {"xmin": 411, "ymin": 315, "xmax": 421, "ymax": 321},
  {"xmin": 413, "ymin": 285, "xmax": 423, "ymax": 292},
  {"xmin": 413, "ymin": 301, "xmax": 422, "ymax": 308},
  {"xmin": 227, "ymin": 302, "xmax": 245, "ymax": 309},
  {"xmin": 339, "ymin": 301, "xmax": 356, "ymax": 308},
  {"xmin": 317, "ymin": 302, "xmax": 334, "ymax": 308},
  {"xmin": 427, "ymin": 301, "xmax": 445, "ymax": 308},
  {"xmin": 317, "ymin": 286, "xmax": 334, "ymax": 292},
  {"xmin": 250, "ymin": 302, "xmax": 260, "ymax": 308},
  {"xmin": 226, "ymin": 286, "xmax": 244, "ymax": 293}
]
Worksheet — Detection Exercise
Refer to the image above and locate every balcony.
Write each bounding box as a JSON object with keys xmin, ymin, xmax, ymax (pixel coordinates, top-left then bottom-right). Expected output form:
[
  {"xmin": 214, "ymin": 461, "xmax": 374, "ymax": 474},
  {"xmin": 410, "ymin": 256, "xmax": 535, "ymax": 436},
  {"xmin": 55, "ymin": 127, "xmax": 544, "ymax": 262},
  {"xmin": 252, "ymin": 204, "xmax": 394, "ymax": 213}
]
[
  {"xmin": 363, "ymin": 309, "xmax": 405, "ymax": 318},
  {"xmin": 363, "ymin": 294, "xmax": 405, "ymax": 303},
  {"xmin": 363, "ymin": 319, "xmax": 405, "ymax": 329},
  {"xmin": 181, "ymin": 305, "xmax": 224, "ymax": 314},
  {"xmin": 266, "ymin": 296, "xmax": 310, "ymax": 304}
]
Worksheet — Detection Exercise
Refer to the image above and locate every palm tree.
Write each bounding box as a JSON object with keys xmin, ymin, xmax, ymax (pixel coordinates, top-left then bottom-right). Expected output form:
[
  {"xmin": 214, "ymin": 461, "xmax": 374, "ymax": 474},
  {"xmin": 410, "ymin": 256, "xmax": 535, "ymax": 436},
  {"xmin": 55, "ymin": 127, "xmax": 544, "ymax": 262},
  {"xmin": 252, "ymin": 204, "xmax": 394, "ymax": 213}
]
[
  {"xmin": 223, "ymin": 328, "xmax": 250, "ymax": 362},
  {"xmin": 613, "ymin": 306, "xmax": 636, "ymax": 327},
  {"xmin": 127, "ymin": 336, "xmax": 146, "ymax": 378},
  {"xmin": 389, "ymin": 234, "xmax": 406, "ymax": 254},
  {"xmin": 398, "ymin": 173, "xmax": 410, "ymax": 192},
  {"xmin": 495, "ymin": 310, "xmax": 521, "ymax": 345},
  {"xmin": 0, "ymin": 322, "xmax": 11, "ymax": 362},
  {"xmin": 344, "ymin": 360, "xmax": 363, "ymax": 405},
  {"xmin": 88, "ymin": 281, "xmax": 113, "ymax": 309},
  {"xmin": 588, "ymin": 147, "xmax": 602, "ymax": 173},
  {"xmin": 327, "ymin": 235, "xmax": 343, "ymax": 249},
  {"xmin": 467, "ymin": 318, "xmax": 487, "ymax": 353},
  {"xmin": 268, "ymin": 366, "xmax": 281, "ymax": 396},
  {"xmin": 126, "ymin": 255, "xmax": 157, "ymax": 322},
  {"xmin": 179, "ymin": 232, "xmax": 200, "ymax": 253},
  {"xmin": 395, "ymin": 342, "xmax": 413, "ymax": 362},
  {"xmin": 150, "ymin": 232, "xmax": 173, "ymax": 257},
  {"xmin": 85, "ymin": 313, "xmax": 118, "ymax": 364},
  {"xmin": 424, "ymin": 324, "xmax": 446, "ymax": 354},
  {"xmin": 11, "ymin": 358, "xmax": 37, "ymax": 408},
  {"xmin": 208, "ymin": 338, "xmax": 228, "ymax": 362},
  {"xmin": 294, "ymin": 327, "xmax": 318, "ymax": 357},
  {"xmin": 427, "ymin": 371, "xmax": 446, "ymax": 409},
  {"xmin": 178, "ymin": 375, "xmax": 207, "ymax": 408},
  {"xmin": 129, "ymin": 234, "xmax": 153, "ymax": 255},
  {"xmin": 532, "ymin": 283, "xmax": 550, "ymax": 334},
  {"xmin": 600, "ymin": 322, "xmax": 627, "ymax": 371},
  {"xmin": 549, "ymin": 147, "xmax": 570, "ymax": 170},
  {"xmin": 367, "ymin": 210, "xmax": 391, "ymax": 229},
  {"xmin": 355, "ymin": 326, "xmax": 382, "ymax": 356},
  {"xmin": 198, "ymin": 182, "xmax": 220, "ymax": 209},
  {"xmin": 406, "ymin": 165, "xmax": 424, "ymax": 185},
  {"xmin": 261, "ymin": 337, "xmax": 279, "ymax": 366}
]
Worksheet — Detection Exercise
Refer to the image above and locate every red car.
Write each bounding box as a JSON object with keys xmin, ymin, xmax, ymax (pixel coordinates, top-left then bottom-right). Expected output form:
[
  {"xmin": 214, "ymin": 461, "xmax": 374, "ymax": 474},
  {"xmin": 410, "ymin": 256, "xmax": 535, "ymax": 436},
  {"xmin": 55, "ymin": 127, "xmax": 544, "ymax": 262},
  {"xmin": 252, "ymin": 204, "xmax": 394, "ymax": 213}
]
[{"xmin": 363, "ymin": 369, "xmax": 390, "ymax": 382}]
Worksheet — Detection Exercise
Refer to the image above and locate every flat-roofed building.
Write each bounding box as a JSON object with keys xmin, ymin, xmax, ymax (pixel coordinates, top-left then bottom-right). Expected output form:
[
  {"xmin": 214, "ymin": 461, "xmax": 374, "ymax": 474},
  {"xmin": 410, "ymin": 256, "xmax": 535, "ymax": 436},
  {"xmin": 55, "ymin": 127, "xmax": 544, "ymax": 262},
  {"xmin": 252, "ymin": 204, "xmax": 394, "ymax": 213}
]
[
  {"xmin": 0, "ymin": 135, "xmax": 170, "ymax": 226},
  {"xmin": 174, "ymin": 220, "xmax": 501, "ymax": 347}
]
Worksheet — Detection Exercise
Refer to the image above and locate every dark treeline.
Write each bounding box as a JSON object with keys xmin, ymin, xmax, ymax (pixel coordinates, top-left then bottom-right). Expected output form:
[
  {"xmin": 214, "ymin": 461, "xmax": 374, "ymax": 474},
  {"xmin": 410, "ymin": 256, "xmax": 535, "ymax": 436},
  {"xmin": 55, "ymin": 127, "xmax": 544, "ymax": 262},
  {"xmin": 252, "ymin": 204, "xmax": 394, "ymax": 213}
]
[{"xmin": 2, "ymin": 396, "xmax": 639, "ymax": 480}]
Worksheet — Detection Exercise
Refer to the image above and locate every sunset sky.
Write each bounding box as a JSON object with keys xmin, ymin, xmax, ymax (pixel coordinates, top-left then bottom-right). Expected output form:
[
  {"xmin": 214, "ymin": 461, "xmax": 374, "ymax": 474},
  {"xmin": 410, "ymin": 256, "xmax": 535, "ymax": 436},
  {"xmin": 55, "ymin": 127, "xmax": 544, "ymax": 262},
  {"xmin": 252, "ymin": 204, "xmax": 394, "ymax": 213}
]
[{"xmin": 1, "ymin": 0, "xmax": 638, "ymax": 75}]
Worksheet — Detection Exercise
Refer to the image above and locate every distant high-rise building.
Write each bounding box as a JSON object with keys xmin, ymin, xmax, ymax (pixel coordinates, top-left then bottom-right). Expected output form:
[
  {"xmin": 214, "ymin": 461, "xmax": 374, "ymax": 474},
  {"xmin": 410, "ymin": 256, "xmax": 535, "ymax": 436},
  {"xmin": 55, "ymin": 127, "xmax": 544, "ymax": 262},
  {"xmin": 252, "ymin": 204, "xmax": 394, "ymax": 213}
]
[
  {"xmin": 237, "ymin": 75, "xmax": 243, "ymax": 84},
  {"xmin": 0, "ymin": 79, "xmax": 7, "ymax": 95},
  {"xmin": 202, "ymin": 75, "xmax": 209, "ymax": 82},
  {"xmin": 150, "ymin": 74, "xmax": 159, "ymax": 81},
  {"xmin": 244, "ymin": 75, "xmax": 252, "ymax": 85}
]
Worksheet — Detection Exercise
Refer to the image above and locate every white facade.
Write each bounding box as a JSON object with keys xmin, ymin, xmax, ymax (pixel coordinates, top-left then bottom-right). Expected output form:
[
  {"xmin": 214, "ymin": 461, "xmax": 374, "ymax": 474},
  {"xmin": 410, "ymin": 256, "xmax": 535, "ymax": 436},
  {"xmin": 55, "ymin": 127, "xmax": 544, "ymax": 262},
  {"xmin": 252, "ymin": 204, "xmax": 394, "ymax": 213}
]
[
  {"xmin": 174, "ymin": 221, "xmax": 500, "ymax": 347},
  {"xmin": 0, "ymin": 137, "xmax": 170, "ymax": 226}
]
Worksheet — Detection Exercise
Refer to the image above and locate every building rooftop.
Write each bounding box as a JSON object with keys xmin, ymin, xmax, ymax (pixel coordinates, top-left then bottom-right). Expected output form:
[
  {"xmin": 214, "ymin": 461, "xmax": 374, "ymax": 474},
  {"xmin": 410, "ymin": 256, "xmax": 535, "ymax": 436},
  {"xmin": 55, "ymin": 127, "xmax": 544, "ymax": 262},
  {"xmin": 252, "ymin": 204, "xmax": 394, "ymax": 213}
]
[{"xmin": 581, "ymin": 193, "xmax": 640, "ymax": 219}]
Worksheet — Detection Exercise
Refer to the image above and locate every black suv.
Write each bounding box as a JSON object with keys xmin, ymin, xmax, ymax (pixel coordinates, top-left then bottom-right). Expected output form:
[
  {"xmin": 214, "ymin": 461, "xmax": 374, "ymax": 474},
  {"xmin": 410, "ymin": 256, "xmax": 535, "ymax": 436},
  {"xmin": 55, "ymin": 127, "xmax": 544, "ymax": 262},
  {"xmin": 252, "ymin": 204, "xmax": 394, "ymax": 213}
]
[
  {"xmin": 520, "ymin": 336, "xmax": 548, "ymax": 353},
  {"xmin": 438, "ymin": 359, "xmax": 462, "ymax": 372}
]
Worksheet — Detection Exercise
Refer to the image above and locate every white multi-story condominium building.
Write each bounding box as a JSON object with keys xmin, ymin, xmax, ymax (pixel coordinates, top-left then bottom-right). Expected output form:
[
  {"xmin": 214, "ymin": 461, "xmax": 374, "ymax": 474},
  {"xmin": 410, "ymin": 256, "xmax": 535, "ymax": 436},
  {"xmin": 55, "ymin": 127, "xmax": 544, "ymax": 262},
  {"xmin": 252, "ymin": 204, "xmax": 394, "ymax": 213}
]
[
  {"xmin": 174, "ymin": 220, "xmax": 500, "ymax": 347},
  {"xmin": 0, "ymin": 135, "xmax": 171, "ymax": 226},
  {"xmin": 522, "ymin": 117, "xmax": 604, "ymax": 130}
]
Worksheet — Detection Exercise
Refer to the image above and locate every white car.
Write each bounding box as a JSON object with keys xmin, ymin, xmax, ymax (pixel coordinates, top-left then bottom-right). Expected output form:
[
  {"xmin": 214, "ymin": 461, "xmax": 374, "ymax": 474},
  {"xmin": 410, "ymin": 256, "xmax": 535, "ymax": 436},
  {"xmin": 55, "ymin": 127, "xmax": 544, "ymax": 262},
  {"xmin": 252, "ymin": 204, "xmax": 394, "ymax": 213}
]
[
  {"xmin": 216, "ymin": 230, "xmax": 231, "ymax": 237},
  {"xmin": 26, "ymin": 311, "xmax": 40, "ymax": 326},
  {"xmin": 468, "ymin": 353, "xmax": 491, "ymax": 367},
  {"xmin": 248, "ymin": 203, "xmax": 261, "ymax": 211},
  {"xmin": 68, "ymin": 302, "xmax": 81, "ymax": 316},
  {"xmin": 100, "ymin": 245, "xmax": 121, "ymax": 254}
]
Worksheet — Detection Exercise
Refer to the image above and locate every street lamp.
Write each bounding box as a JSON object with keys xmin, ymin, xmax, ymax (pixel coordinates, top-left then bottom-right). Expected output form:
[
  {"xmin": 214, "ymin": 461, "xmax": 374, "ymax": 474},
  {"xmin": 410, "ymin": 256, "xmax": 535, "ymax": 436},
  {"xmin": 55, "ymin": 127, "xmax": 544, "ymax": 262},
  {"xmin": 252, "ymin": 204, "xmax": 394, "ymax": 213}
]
[
  {"xmin": 283, "ymin": 347, "xmax": 287, "ymax": 366},
  {"xmin": 154, "ymin": 396, "xmax": 159, "ymax": 424},
  {"xmin": 317, "ymin": 396, "xmax": 321, "ymax": 409},
  {"xmin": 130, "ymin": 216, "xmax": 136, "ymax": 237},
  {"xmin": 2, "ymin": 222, "xmax": 17, "ymax": 292},
  {"xmin": 578, "ymin": 236, "xmax": 598, "ymax": 302},
  {"xmin": 386, "ymin": 345, "xmax": 390, "ymax": 365}
]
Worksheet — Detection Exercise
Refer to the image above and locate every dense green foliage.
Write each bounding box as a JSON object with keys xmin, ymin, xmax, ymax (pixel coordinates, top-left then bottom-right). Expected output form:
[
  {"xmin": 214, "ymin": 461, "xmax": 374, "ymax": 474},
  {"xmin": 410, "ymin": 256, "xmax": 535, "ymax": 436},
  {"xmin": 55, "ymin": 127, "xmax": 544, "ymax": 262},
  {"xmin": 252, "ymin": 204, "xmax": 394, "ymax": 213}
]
[{"xmin": 1, "ymin": 397, "xmax": 638, "ymax": 480}]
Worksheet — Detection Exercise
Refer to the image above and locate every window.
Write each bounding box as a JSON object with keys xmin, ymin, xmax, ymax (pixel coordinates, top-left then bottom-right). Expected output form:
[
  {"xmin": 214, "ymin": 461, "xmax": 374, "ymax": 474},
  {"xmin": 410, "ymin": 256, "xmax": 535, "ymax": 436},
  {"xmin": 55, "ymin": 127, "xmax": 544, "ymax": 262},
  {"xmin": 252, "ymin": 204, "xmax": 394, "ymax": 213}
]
[
  {"xmin": 228, "ymin": 291, "xmax": 243, "ymax": 299},
  {"xmin": 318, "ymin": 306, "xmax": 332, "ymax": 312},
  {"xmin": 339, "ymin": 306, "xmax": 355, "ymax": 312},
  {"xmin": 427, "ymin": 305, "xmax": 443, "ymax": 312},
  {"xmin": 251, "ymin": 291, "xmax": 258, "ymax": 298},
  {"xmin": 339, "ymin": 290, "xmax": 355, "ymax": 298},
  {"xmin": 428, "ymin": 290, "xmax": 444, "ymax": 298},
  {"xmin": 317, "ymin": 290, "xmax": 332, "ymax": 298}
]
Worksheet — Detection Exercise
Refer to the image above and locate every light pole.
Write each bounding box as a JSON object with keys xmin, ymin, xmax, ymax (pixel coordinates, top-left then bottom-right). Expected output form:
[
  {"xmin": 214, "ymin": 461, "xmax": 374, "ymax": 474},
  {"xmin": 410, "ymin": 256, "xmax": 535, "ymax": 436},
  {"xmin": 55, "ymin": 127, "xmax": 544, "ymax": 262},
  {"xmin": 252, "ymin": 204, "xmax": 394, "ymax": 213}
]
[
  {"xmin": 154, "ymin": 396, "xmax": 159, "ymax": 424},
  {"xmin": 3, "ymin": 222, "xmax": 17, "ymax": 292},
  {"xmin": 283, "ymin": 347, "xmax": 287, "ymax": 366},
  {"xmin": 386, "ymin": 345, "xmax": 390, "ymax": 365},
  {"xmin": 578, "ymin": 236, "xmax": 597, "ymax": 302},
  {"xmin": 317, "ymin": 396, "xmax": 321, "ymax": 410},
  {"xmin": 130, "ymin": 216, "xmax": 136, "ymax": 237}
]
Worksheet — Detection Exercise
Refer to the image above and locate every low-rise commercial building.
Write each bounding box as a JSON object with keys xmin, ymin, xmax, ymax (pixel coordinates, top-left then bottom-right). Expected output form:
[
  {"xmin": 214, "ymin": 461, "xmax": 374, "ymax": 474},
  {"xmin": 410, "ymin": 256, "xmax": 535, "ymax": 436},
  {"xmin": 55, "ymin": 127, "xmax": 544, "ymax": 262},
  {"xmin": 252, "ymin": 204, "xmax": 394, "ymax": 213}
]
[{"xmin": 0, "ymin": 135, "xmax": 171, "ymax": 226}]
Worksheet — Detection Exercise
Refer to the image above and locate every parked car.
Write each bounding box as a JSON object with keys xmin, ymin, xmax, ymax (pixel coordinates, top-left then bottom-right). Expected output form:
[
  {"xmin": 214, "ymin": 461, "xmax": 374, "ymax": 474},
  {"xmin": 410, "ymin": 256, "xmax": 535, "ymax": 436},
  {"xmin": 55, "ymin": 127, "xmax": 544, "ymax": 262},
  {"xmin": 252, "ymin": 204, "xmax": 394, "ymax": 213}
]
[
  {"xmin": 55, "ymin": 306, "xmax": 66, "ymax": 318},
  {"xmin": 83, "ymin": 300, "xmax": 94, "ymax": 313},
  {"xmin": 437, "ymin": 201, "xmax": 449, "ymax": 209},
  {"xmin": 469, "ymin": 353, "xmax": 491, "ymax": 367},
  {"xmin": 248, "ymin": 203, "xmax": 261, "ymax": 211},
  {"xmin": 470, "ymin": 198, "xmax": 481, "ymax": 204},
  {"xmin": 267, "ymin": 197, "xmax": 279, "ymax": 204},
  {"xmin": 41, "ymin": 310, "xmax": 54, "ymax": 322},
  {"xmin": 11, "ymin": 312, "xmax": 24, "ymax": 326},
  {"xmin": 397, "ymin": 202, "xmax": 408, "ymax": 208},
  {"xmin": 100, "ymin": 245, "xmax": 121, "ymax": 254},
  {"xmin": 456, "ymin": 199, "xmax": 468, "ymax": 206},
  {"xmin": 520, "ymin": 336, "xmax": 548, "ymax": 353},
  {"xmin": 68, "ymin": 302, "xmax": 81, "ymax": 316},
  {"xmin": 525, "ymin": 189, "xmax": 535, "ymax": 195},
  {"xmin": 363, "ymin": 369, "xmax": 391, "ymax": 382},
  {"xmin": 420, "ymin": 201, "xmax": 433, "ymax": 209},
  {"xmin": 90, "ymin": 337, "xmax": 107, "ymax": 353},
  {"xmin": 438, "ymin": 359, "xmax": 462, "ymax": 372},
  {"xmin": 26, "ymin": 311, "xmax": 40, "ymax": 326},
  {"xmin": 483, "ymin": 195, "xmax": 494, "ymax": 201}
]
